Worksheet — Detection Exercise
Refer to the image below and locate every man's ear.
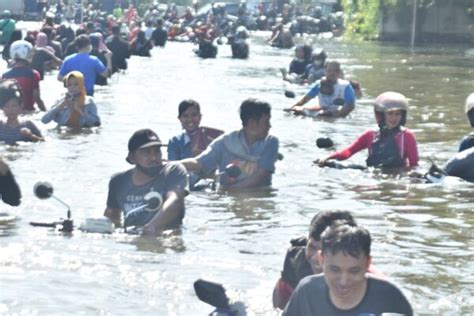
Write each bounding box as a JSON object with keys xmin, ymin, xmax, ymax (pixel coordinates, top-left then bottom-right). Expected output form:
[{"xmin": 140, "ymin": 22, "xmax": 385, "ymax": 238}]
[
  {"xmin": 317, "ymin": 250, "xmax": 324, "ymax": 268},
  {"xmin": 127, "ymin": 152, "xmax": 136, "ymax": 164},
  {"xmin": 366, "ymin": 255, "xmax": 372, "ymax": 270}
]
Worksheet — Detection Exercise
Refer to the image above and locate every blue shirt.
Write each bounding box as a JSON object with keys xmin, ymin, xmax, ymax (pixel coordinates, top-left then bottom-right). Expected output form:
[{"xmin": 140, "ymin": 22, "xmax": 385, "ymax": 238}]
[
  {"xmin": 196, "ymin": 130, "xmax": 279, "ymax": 187},
  {"xmin": 59, "ymin": 53, "xmax": 106, "ymax": 96},
  {"xmin": 168, "ymin": 132, "xmax": 193, "ymax": 161}
]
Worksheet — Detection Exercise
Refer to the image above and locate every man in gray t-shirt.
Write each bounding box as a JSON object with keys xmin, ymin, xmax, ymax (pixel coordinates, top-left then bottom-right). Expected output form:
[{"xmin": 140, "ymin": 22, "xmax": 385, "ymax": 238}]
[
  {"xmin": 104, "ymin": 129, "xmax": 188, "ymax": 235},
  {"xmin": 284, "ymin": 224, "xmax": 413, "ymax": 316}
]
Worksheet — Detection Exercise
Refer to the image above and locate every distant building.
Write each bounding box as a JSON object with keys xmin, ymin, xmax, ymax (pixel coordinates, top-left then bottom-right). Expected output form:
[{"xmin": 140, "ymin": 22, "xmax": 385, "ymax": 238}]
[{"xmin": 379, "ymin": 2, "xmax": 474, "ymax": 43}]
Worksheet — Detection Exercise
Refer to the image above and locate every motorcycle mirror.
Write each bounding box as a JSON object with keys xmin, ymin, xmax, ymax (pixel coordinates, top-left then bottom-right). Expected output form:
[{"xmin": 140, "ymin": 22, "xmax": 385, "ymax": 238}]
[
  {"xmin": 316, "ymin": 137, "xmax": 334, "ymax": 149},
  {"xmin": 144, "ymin": 191, "xmax": 163, "ymax": 212},
  {"xmin": 284, "ymin": 90, "xmax": 295, "ymax": 98},
  {"xmin": 194, "ymin": 279, "xmax": 230, "ymax": 309},
  {"xmin": 34, "ymin": 182, "xmax": 54, "ymax": 200}
]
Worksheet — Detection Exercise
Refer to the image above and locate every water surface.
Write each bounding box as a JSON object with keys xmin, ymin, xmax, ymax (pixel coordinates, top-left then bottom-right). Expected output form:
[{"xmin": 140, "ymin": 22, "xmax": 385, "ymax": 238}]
[{"xmin": 1, "ymin": 26, "xmax": 473, "ymax": 315}]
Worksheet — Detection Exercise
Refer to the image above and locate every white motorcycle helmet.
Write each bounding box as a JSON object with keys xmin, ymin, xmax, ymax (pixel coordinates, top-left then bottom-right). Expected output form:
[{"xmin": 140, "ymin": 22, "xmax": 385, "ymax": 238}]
[{"xmin": 10, "ymin": 40, "xmax": 34, "ymax": 63}]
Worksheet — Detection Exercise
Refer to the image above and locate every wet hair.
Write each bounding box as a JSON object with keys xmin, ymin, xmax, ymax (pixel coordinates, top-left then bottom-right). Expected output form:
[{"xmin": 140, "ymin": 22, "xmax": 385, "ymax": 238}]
[
  {"xmin": 178, "ymin": 99, "xmax": 201, "ymax": 118},
  {"xmin": 321, "ymin": 224, "xmax": 371, "ymax": 258},
  {"xmin": 0, "ymin": 80, "xmax": 22, "ymax": 108},
  {"xmin": 239, "ymin": 98, "xmax": 271, "ymax": 126},
  {"xmin": 75, "ymin": 34, "xmax": 90, "ymax": 50},
  {"xmin": 309, "ymin": 211, "xmax": 357, "ymax": 241},
  {"xmin": 325, "ymin": 60, "xmax": 341, "ymax": 72}
]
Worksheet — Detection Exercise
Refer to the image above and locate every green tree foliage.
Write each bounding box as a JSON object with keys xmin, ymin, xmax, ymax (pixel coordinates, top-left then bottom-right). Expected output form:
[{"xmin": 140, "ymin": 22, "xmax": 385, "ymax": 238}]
[{"xmin": 343, "ymin": 0, "xmax": 381, "ymax": 40}]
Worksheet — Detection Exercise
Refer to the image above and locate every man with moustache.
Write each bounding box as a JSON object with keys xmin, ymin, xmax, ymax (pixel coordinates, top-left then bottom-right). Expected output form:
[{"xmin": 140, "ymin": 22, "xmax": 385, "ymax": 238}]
[{"xmin": 104, "ymin": 129, "xmax": 188, "ymax": 235}]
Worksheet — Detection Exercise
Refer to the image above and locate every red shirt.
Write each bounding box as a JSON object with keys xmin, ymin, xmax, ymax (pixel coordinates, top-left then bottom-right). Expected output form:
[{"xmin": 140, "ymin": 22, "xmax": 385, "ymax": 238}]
[
  {"xmin": 2, "ymin": 66, "xmax": 41, "ymax": 111},
  {"xmin": 329, "ymin": 128, "xmax": 419, "ymax": 167}
]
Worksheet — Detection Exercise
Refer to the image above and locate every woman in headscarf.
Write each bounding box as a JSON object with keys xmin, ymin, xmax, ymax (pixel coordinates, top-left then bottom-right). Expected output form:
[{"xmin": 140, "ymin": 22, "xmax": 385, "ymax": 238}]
[
  {"xmin": 41, "ymin": 71, "xmax": 101, "ymax": 128},
  {"xmin": 89, "ymin": 32, "xmax": 110, "ymax": 86}
]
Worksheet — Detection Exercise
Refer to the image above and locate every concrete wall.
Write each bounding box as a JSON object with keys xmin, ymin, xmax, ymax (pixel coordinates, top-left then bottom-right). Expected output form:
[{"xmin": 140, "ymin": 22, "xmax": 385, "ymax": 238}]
[{"xmin": 379, "ymin": 3, "xmax": 474, "ymax": 43}]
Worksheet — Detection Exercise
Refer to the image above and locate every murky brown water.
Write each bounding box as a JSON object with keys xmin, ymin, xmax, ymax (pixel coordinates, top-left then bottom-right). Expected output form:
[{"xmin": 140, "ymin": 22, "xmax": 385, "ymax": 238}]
[{"xmin": 1, "ymin": 24, "xmax": 473, "ymax": 315}]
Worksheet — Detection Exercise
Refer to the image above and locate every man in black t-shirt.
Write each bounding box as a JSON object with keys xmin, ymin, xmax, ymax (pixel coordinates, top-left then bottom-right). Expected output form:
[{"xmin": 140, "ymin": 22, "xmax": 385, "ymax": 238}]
[
  {"xmin": 151, "ymin": 19, "xmax": 167, "ymax": 48},
  {"xmin": 106, "ymin": 25, "xmax": 130, "ymax": 73},
  {"xmin": 284, "ymin": 224, "xmax": 413, "ymax": 316},
  {"xmin": 104, "ymin": 129, "xmax": 188, "ymax": 235}
]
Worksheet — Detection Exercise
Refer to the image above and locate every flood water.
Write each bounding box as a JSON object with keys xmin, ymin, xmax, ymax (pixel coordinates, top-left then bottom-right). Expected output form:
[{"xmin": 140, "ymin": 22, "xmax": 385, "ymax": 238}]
[{"xmin": 1, "ymin": 23, "xmax": 473, "ymax": 315}]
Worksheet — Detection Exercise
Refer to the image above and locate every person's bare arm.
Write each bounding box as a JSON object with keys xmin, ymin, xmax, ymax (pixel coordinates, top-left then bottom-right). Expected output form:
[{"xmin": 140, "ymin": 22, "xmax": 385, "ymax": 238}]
[
  {"xmin": 226, "ymin": 169, "xmax": 271, "ymax": 190},
  {"xmin": 20, "ymin": 127, "xmax": 44, "ymax": 142},
  {"xmin": 178, "ymin": 158, "xmax": 202, "ymax": 172},
  {"xmin": 33, "ymin": 88, "xmax": 46, "ymax": 111},
  {"xmin": 41, "ymin": 48, "xmax": 63, "ymax": 66},
  {"xmin": 104, "ymin": 207, "xmax": 122, "ymax": 227},
  {"xmin": 142, "ymin": 189, "xmax": 186, "ymax": 235},
  {"xmin": 284, "ymin": 94, "xmax": 312, "ymax": 112},
  {"xmin": 272, "ymin": 278, "xmax": 291, "ymax": 310},
  {"xmin": 337, "ymin": 103, "xmax": 355, "ymax": 117}
]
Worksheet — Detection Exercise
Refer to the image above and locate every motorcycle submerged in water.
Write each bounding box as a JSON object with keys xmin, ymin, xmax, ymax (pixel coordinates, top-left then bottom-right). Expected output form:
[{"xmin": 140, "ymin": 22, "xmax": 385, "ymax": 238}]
[{"xmin": 194, "ymin": 279, "xmax": 246, "ymax": 316}]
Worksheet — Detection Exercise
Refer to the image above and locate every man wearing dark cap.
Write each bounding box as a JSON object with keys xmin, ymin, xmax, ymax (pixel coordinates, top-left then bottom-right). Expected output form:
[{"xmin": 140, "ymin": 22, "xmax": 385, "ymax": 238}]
[{"xmin": 104, "ymin": 129, "xmax": 188, "ymax": 235}]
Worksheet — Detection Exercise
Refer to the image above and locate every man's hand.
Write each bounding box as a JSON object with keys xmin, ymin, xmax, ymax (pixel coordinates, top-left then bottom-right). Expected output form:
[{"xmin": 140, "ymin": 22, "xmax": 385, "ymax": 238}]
[
  {"xmin": 20, "ymin": 127, "xmax": 33, "ymax": 138},
  {"xmin": 313, "ymin": 156, "xmax": 331, "ymax": 167},
  {"xmin": 104, "ymin": 207, "xmax": 122, "ymax": 227},
  {"xmin": 20, "ymin": 128, "xmax": 43, "ymax": 142},
  {"xmin": 141, "ymin": 222, "xmax": 157, "ymax": 236}
]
